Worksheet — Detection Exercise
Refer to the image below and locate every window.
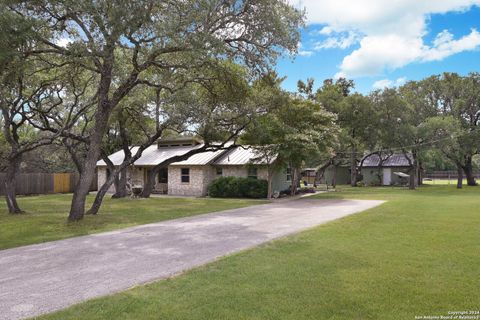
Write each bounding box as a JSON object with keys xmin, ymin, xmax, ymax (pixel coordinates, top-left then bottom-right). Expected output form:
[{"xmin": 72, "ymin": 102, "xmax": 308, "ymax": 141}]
[
  {"xmin": 158, "ymin": 168, "xmax": 168, "ymax": 183},
  {"xmin": 247, "ymin": 167, "xmax": 258, "ymax": 179},
  {"xmin": 181, "ymin": 168, "xmax": 190, "ymax": 183},
  {"xmin": 216, "ymin": 167, "xmax": 223, "ymax": 176},
  {"xmin": 286, "ymin": 167, "xmax": 292, "ymax": 181}
]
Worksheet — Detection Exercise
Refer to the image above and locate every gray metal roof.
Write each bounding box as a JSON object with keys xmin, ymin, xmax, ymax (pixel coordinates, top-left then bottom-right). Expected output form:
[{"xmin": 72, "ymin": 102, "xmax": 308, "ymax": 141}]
[
  {"xmin": 213, "ymin": 146, "xmax": 274, "ymax": 166},
  {"xmin": 170, "ymin": 148, "xmax": 226, "ymax": 166},
  {"xmin": 96, "ymin": 142, "xmax": 251, "ymax": 167},
  {"xmin": 361, "ymin": 153, "xmax": 413, "ymax": 168},
  {"xmin": 96, "ymin": 144, "xmax": 207, "ymax": 167}
]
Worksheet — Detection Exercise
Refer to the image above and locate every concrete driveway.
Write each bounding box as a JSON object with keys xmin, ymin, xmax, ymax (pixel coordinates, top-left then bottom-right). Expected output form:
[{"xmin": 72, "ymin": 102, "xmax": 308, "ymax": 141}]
[{"xmin": 0, "ymin": 198, "xmax": 384, "ymax": 320}]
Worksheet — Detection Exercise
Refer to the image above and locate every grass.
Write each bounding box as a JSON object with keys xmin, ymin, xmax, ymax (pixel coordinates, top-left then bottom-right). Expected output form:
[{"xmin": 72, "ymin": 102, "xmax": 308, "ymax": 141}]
[
  {"xmin": 0, "ymin": 194, "xmax": 266, "ymax": 250},
  {"xmin": 422, "ymin": 178, "xmax": 467, "ymax": 185},
  {"xmin": 39, "ymin": 185, "xmax": 480, "ymax": 320}
]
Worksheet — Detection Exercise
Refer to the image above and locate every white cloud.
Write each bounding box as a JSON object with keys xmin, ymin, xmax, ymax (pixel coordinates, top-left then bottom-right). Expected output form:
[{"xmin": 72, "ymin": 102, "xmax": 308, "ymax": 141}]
[
  {"xmin": 289, "ymin": 0, "xmax": 480, "ymax": 77},
  {"xmin": 314, "ymin": 31, "xmax": 360, "ymax": 50},
  {"xmin": 423, "ymin": 29, "xmax": 480, "ymax": 61},
  {"xmin": 335, "ymin": 34, "xmax": 424, "ymax": 77},
  {"xmin": 298, "ymin": 50, "xmax": 314, "ymax": 57},
  {"xmin": 372, "ymin": 79, "xmax": 393, "ymax": 89},
  {"xmin": 297, "ymin": 42, "xmax": 314, "ymax": 57},
  {"xmin": 372, "ymin": 77, "xmax": 407, "ymax": 89},
  {"xmin": 318, "ymin": 26, "xmax": 333, "ymax": 35}
]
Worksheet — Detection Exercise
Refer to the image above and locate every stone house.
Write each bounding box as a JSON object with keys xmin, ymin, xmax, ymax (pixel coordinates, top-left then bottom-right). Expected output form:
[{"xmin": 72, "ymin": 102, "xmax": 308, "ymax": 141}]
[{"xmin": 96, "ymin": 138, "xmax": 291, "ymax": 197}]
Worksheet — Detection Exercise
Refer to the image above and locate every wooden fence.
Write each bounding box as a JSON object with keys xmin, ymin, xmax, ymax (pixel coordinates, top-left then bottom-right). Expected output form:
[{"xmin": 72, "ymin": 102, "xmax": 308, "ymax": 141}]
[{"xmin": 0, "ymin": 173, "xmax": 98, "ymax": 196}]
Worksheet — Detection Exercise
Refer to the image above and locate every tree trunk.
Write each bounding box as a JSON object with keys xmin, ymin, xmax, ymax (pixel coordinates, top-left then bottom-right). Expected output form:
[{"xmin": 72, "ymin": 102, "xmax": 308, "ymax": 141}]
[
  {"xmin": 290, "ymin": 167, "xmax": 299, "ymax": 195},
  {"xmin": 350, "ymin": 145, "xmax": 357, "ymax": 187},
  {"xmin": 141, "ymin": 168, "xmax": 157, "ymax": 198},
  {"xmin": 4, "ymin": 154, "xmax": 23, "ymax": 214},
  {"xmin": 86, "ymin": 174, "xmax": 116, "ymax": 215},
  {"xmin": 457, "ymin": 165, "xmax": 463, "ymax": 189},
  {"xmin": 112, "ymin": 109, "xmax": 131, "ymax": 199},
  {"xmin": 112, "ymin": 166, "xmax": 128, "ymax": 198},
  {"xmin": 68, "ymin": 109, "xmax": 110, "ymax": 221},
  {"xmin": 463, "ymin": 156, "xmax": 477, "ymax": 186},
  {"xmin": 407, "ymin": 151, "xmax": 418, "ymax": 190},
  {"xmin": 86, "ymin": 184, "xmax": 109, "ymax": 216},
  {"xmin": 267, "ymin": 166, "xmax": 273, "ymax": 199},
  {"xmin": 408, "ymin": 167, "xmax": 416, "ymax": 190},
  {"xmin": 377, "ymin": 167, "xmax": 382, "ymax": 185},
  {"xmin": 408, "ymin": 172, "xmax": 415, "ymax": 190},
  {"xmin": 417, "ymin": 162, "xmax": 423, "ymax": 186},
  {"xmin": 332, "ymin": 165, "xmax": 337, "ymax": 188},
  {"xmin": 87, "ymin": 166, "xmax": 130, "ymax": 215}
]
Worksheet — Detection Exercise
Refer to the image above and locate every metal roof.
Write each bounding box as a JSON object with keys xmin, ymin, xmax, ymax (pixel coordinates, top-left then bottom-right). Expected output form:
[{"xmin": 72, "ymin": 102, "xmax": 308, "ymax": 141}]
[
  {"xmin": 170, "ymin": 148, "xmax": 226, "ymax": 166},
  {"xmin": 361, "ymin": 153, "xmax": 413, "ymax": 168},
  {"xmin": 96, "ymin": 142, "xmax": 250, "ymax": 167},
  {"xmin": 213, "ymin": 146, "xmax": 274, "ymax": 166},
  {"xmin": 96, "ymin": 144, "xmax": 207, "ymax": 167}
]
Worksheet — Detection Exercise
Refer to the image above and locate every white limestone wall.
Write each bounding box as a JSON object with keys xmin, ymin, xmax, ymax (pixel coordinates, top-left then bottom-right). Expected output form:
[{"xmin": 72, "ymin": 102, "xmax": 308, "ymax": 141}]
[
  {"xmin": 129, "ymin": 167, "xmax": 145, "ymax": 187},
  {"xmin": 168, "ymin": 166, "xmax": 211, "ymax": 196},
  {"xmin": 97, "ymin": 164, "xmax": 287, "ymax": 197}
]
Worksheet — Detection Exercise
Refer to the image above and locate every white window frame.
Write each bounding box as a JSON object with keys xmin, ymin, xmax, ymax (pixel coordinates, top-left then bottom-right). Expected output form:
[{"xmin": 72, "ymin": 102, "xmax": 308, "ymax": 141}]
[{"xmin": 286, "ymin": 167, "xmax": 292, "ymax": 181}]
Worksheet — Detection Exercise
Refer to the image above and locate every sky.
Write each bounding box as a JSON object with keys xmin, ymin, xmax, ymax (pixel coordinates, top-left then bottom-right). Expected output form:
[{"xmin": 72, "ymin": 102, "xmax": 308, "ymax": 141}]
[{"xmin": 277, "ymin": 0, "xmax": 480, "ymax": 94}]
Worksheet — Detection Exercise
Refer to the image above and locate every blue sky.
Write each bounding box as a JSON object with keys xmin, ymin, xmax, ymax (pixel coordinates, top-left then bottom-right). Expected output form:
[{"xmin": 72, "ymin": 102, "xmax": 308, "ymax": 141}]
[{"xmin": 277, "ymin": 1, "xmax": 480, "ymax": 94}]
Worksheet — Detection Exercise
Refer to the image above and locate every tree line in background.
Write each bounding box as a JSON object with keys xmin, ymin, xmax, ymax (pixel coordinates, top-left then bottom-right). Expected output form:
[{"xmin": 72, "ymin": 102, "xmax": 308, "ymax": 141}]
[
  {"xmin": 1, "ymin": 1, "xmax": 479, "ymax": 222},
  {"xmin": 298, "ymin": 73, "xmax": 480, "ymax": 190}
]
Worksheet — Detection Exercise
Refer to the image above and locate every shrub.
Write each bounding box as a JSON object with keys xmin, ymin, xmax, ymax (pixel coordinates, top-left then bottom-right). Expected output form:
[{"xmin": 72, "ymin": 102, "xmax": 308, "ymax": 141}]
[
  {"xmin": 368, "ymin": 180, "xmax": 381, "ymax": 187},
  {"xmin": 208, "ymin": 177, "xmax": 268, "ymax": 198}
]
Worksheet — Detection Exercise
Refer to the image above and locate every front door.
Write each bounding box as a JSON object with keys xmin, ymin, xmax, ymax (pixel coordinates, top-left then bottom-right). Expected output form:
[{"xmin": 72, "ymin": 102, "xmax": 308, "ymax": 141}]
[{"xmin": 383, "ymin": 168, "xmax": 392, "ymax": 186}]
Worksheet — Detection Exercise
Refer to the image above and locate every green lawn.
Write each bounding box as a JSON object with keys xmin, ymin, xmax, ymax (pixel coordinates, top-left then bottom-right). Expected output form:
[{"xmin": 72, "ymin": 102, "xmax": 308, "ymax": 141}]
[
  {"xmin": 0, "ymin": 194, "xmax": 265, "ymax": 250},
  {"xmin": 39, "ymin": 185, "xmax": 480, "ymax": 320},
  {"xmin": 422, "ymin": 178, "xmax": 467, "ymax": 185}
]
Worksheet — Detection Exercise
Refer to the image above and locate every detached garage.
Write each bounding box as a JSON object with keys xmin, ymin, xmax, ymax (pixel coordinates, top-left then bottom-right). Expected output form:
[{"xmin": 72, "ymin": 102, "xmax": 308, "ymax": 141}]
[{"xmin": 360, "ymin": 153, "xmax": 413, "ymax": 186}]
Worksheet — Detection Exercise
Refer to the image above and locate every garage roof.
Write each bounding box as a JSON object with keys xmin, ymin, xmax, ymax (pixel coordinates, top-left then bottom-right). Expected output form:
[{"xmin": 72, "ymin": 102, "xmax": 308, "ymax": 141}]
[{"xmin": 361, "ymin": 153, "xmax": 413, "ymax": 168}]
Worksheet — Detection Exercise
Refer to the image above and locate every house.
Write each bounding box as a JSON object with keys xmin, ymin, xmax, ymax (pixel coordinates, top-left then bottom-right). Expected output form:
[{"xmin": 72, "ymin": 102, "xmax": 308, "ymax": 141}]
[
  {"xmin": 360, "ymin": 153, "xmax": 413, "ymax": 186},
  {"xmin": 318, "ymin": 153, "xmax": 414, "ymax": 186},
  {"xmin": 96, "ymin": 137, "xmax": 291, "ymax": 197}
]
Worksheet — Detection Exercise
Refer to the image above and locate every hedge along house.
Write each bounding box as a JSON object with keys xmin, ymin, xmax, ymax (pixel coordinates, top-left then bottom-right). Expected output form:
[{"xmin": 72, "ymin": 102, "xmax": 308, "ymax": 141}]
[
  {"xmin": 96, "ymin": 138, "xmax": 292, "ymax": 197},
  {"xmin": 360, "ymin": 153, "xmax": 414, "ymax": 186}
]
